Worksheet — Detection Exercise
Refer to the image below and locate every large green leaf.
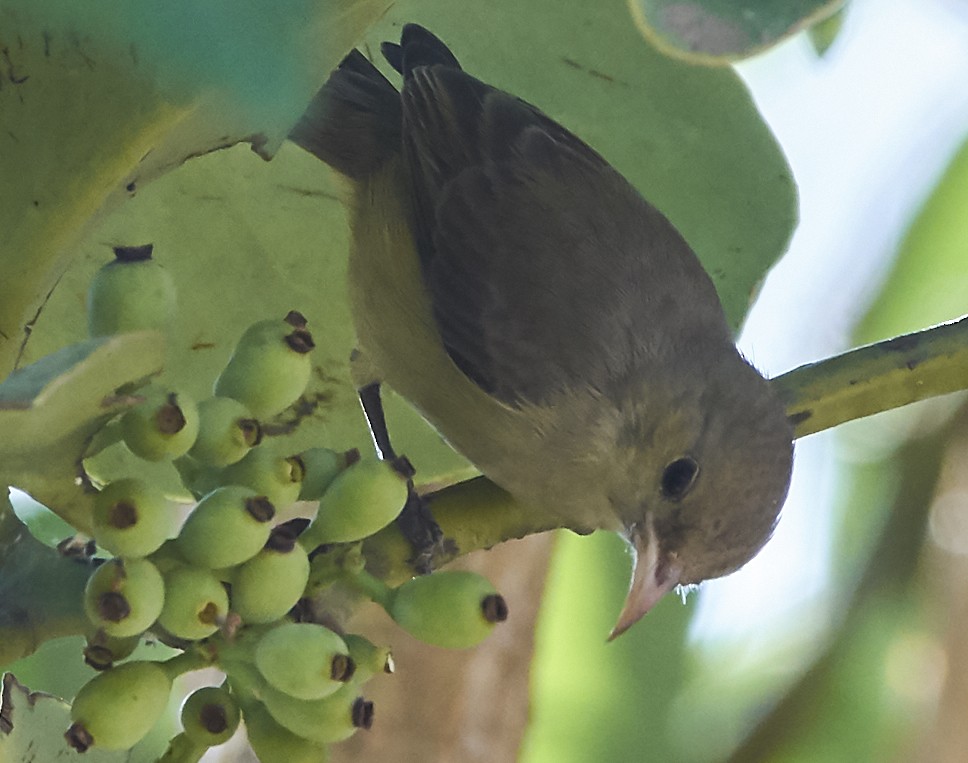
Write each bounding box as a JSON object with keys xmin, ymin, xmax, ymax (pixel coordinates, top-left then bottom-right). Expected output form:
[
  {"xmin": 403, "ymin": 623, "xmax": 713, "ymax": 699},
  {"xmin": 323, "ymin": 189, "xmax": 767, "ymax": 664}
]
[{"xmin": 0, "ymin": 0, "xmax": 390, "ymax": 377}]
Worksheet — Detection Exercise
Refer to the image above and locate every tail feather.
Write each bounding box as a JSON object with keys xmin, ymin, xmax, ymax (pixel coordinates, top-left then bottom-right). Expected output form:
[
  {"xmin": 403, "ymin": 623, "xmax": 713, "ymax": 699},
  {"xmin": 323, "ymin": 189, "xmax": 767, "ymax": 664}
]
[
  {"xmin": 289, "ymin": 24, "xmax": 463, "ymax": 178},
  {"xmin": 289, "ymin": 50, "xmax": 401, "ymax": 179},
  {"xmin": 383, "ymin": 24, "xmax": 462, "ymax": 77}
]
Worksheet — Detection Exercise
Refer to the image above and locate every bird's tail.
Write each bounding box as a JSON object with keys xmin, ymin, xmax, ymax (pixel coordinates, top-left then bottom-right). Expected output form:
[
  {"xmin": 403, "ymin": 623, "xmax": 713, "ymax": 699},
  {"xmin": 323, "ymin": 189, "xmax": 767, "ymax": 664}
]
[
  {"xmin": 289, "ymin": 24, "xmax": 461, "ymax": 179},
  {"xmin": 381, "ymin": 24, "xmax": 461, "ymax": 79},
  {"xmin": 289, "ymin": 49, "xmax": 400, "ymax": 179}
]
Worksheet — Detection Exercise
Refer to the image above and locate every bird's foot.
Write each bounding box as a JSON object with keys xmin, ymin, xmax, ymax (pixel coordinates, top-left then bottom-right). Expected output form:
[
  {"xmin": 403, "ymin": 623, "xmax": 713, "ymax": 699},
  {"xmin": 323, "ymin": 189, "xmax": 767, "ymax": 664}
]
[{"xmin": 391, "ymin": 456, "xmax": 455, "ymax": 574}]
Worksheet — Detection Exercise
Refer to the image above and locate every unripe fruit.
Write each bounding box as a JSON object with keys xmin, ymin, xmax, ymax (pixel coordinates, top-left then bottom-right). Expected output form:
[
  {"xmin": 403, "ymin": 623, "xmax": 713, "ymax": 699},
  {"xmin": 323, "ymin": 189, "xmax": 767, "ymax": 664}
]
[
  {"xmin": 387, "ymin": 571, "xmax": 508, "ymax": 649},
  {"xmin": 91, "ymin": 478, "xmax": 171, "ymax": 558},
  {"xmin": 66, "ymin": 661, "xmax": 172, "ymax": 751},
  {"xmin": 300, "ymin": 457, "xmax": 409, "ymax": 549},
  {"xmin": 343, "ymin": 634, "xmax": 393, "ymax": 684},
  {"xmin": 297, "ymin": 447, "xmax": 356, "ymax": 501},
  {"xmin": 242, "ymin": 699, "xmax": 332, "ymax": 763},
  {"xmin": 188, "ymin": 397, "xmax": 262, "ymax": 467},
  {"xmin": 121, "ymin": 388, "xmax": 199, "ymax": 461},
  {"xmin": 259, "ymin": 681, "xmax": 373, "ymax": 744},
  {"xmin": 158, "ymin": 566, "xmax": 229, "ymax": 640},
  {"xmin": 213, "ymin": 311, "xmax": 315, "ymax": 419},
  {"xmin": 176, "ymin": 486, "xmax": 275, "ymax": 569},
  {"xmin": 84, "ymin": 558, "xmax": 164, "ymax": 638},
  {"xmin": 83, "ymin": 632, "xmax": 141, "ymax": 671},
  {"xmin": 86, "ymin": 244, "xmax": 176, "ymax": 337},
  {"xmin": 180, "ymin": 686, "xmax": 240, "ymax": 746},
  {"xmin": 230, "ymin": 529, "xmax": 309, "ymax": 624},
  {"xmin": 255, "ymin": 622, "xmax": 353, "ymax": 701},
  {"xmin": 219, "ymin": 447, "xmax": 304, "ymax": 509}
]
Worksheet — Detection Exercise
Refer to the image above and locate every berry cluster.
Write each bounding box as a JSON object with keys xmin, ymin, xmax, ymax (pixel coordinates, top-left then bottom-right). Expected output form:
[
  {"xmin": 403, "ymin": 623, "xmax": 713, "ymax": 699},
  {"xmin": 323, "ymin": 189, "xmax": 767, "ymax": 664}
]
[{"xmin": 63, "ymin": 246, "xmax": 509, "ymax": 760}]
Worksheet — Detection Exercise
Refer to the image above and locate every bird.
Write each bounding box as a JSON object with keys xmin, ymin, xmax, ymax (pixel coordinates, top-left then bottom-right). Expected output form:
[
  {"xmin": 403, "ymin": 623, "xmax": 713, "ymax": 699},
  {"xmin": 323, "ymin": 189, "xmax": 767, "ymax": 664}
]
[{"xmin": 289, "ymin": 23, "xmax": 795, "ymax": 637}]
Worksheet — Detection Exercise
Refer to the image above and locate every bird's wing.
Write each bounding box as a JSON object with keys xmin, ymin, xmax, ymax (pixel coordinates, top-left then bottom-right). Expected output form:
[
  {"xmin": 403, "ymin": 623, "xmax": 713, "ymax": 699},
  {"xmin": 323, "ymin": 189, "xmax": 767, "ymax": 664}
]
[{"xmin": 400, "ymin": 65, "xmax": 722, "ymax": 406}]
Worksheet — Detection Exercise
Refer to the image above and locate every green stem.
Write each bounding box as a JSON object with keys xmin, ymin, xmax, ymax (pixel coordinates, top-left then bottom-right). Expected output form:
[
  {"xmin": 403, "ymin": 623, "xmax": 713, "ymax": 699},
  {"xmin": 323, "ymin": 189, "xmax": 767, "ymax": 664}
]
[
  {"xmin": 159, "ymin": 649, "xmax": 211, "ymax": 682},
  {"xmin": 341, "ymin": 568, "xmax": 394, "ymax": 610},
  {"xmin": 155, "ymin": 732, "xmax": 209, "ymax": 763},
  {"xmin": 82, "ymin": 419, "xmax": 125, "ymax": 460}
]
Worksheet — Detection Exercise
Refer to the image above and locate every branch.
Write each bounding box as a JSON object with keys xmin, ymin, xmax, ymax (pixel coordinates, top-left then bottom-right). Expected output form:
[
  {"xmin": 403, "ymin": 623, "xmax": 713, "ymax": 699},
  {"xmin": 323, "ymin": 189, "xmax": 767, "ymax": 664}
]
[{"xmin": 772, "ymin": 315, "xmax": 968, "ymax": 438}]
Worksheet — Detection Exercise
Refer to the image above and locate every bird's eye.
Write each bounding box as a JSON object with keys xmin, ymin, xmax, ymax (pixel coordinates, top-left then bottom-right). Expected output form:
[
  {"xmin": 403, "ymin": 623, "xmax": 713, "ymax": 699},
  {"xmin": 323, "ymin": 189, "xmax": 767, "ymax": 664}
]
[{"xmin": 660, "ymin": 456, "xmax": 700, "ymax": 501}]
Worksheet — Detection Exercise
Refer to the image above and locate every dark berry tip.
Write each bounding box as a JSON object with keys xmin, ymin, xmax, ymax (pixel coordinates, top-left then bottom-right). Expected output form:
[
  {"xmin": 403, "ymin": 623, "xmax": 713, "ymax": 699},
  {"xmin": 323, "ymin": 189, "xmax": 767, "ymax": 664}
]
[
  {"xmin": 284, "ymin": 310, "xmax": 308, "ymax": 328},
  {"xmin": 112, "ymin": 244, "xmax": 154, "ymax": 263},
  {"xmin": 156, "ymin": 396, "xmax": 188, "ymax": 435},
  {"xmin": 244, "ymin": 496, "xmax": 276, "ymax": 523},
  {"xmin": 285, "ymin": 329, "xmax": 315, "ymax": 354},
  {"xmin": 97, "ymin": 591, "xmax": 132, "ymax": 623},
  {"xmin": 239, "ymin": 419, "xmax": 262, "ymax": 447},
  {"xmin": 265, "ymin": 525, "xmax": 298, "ymax": 553},
  {"xmin": 65, "ymin": 722, "xmax": 95, "ymax": 752},
  {"xmin": 351, "ymin": 697, "xmax": 375, "ymax": 730},
  {"xmin": 199, "ymin": 703, "xmax": 229, "ymax": 734},
  {"xmin": 481, "ymin": 594, "xmax": 509, "ymax": 624},
  {"xmin": 331, "ymin": 654, "xmax": 356, "ymax": 683}
]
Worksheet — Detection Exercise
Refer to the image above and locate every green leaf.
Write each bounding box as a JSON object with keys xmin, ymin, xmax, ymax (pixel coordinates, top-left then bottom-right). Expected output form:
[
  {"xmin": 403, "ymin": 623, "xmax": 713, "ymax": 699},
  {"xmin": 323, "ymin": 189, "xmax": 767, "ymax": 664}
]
[
  {"xmin": 0, "ymin": 333, "xmax": 165, "ymax": 532},
  {"xmin": 0, "ymin": 503, "xmax": 89, "ymax": 668},
  {"xmin": 0, "ymin": 0, "xmax": 391, "ymax": 376},
  {"xmin": 629, "ymin": 0, "xmax": 846, "ymax": 63}
]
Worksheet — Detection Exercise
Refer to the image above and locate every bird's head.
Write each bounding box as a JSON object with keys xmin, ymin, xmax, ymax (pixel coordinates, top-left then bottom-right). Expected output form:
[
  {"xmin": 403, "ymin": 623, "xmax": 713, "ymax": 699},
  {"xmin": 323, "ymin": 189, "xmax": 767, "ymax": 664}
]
[{"xmin": 604, "ymin": 355, "xmax": 794, "ymax": 638}]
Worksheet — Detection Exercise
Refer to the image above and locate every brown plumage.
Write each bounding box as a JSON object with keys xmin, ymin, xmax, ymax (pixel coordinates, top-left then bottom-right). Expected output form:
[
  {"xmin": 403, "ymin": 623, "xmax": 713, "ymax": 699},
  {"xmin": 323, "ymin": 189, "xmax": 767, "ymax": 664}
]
[{"xmin": 291, "ymin": 24, "xmax": 794, "ymax": 636}]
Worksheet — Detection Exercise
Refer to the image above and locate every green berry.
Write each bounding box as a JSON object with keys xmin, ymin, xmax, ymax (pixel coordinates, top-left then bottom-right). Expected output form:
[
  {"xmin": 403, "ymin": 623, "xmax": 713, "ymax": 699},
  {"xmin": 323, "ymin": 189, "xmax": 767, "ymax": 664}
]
[
  {"xmin": 255, "ymin": 622, "xmax": 353, "ymax": 701},
  {"xmin": 213, "ymin": 311, "xmax": 315, "ymax": 418},
  {"xmin": 301, "ymin": 456, "xmax": 409, "ymax": 549},
  {"xmin": 343, "ymin": 634, "xmax": 393, "ymax": 684},
  {"xmin": 188, "ymin": 397, "xmax": 262, "ymax": 467},
  {"xmin": 66, "ymin": 661, "xmax": 172, "ymax": 751},
  {"xmin": 219, "ymin": 446, "xmax": 304, "ymax": 509},
  {"xmin": 83, "ymin": 558, "xmax": 164, "ymax": 638},
  {"xmin": 241, "ymin": 699, "xmax": 332, "ymax": 763},
  {"xmin": 297, "ymin": 447, "xmax": 356, "ymax": 501},
  {"xmin": 158, "ymin": 566, "xmax": 229, "ymax": 640},
  {"xmin": 230, "ymin": 529, "xmax": 309, "ymax": 624},
  {"xmin": 176, "ymin": 486, "xmax": 275, "ymax": 569},
  {"xmin": 83, "ymin": 632, "xmax": 141, "ymax": 671},
  {"xmin": 259, "ymin": 680, "xmax": 373, "ymax": 744},
  {"xmin": 387, "ymin": 571, "xmax": 508, "ymax": 649},
  {"xmin": 121, "ymin": 388, "xmax": 199, "ymax": 461},
  {"xmin": 92, "ymin": 478, "xmax": 171, "ymax": 558},
  {"xmin": 180, "ymin": 686, "xmax": 240, "ymax": 746},
  {"xmin": 86, "ymin": 244, "xmax": 176, "ymax": 337}
]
